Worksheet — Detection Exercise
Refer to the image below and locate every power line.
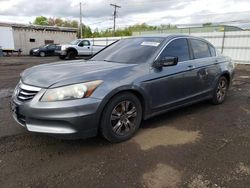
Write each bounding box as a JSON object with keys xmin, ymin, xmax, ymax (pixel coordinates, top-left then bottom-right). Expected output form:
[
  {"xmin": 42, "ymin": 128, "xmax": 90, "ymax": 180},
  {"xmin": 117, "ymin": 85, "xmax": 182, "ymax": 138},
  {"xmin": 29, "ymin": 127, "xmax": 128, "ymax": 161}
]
[
  {"xmin": 121, "ymin": 0, "xmax": 190, "ymax": 6},
  {"xmin": 87, "ymin": 20, "xmax": 112, "ymax": 26},
  {"xmin": 110, "ymin": 3, "xmax": 121, "ymax": 36}
]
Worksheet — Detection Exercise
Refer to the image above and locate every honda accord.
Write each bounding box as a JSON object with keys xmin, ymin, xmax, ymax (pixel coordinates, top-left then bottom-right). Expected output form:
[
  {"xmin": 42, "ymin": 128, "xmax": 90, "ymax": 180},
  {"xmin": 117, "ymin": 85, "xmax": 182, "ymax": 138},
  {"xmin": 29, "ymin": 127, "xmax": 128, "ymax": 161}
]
[{"xmin": 11, "ymin": 35, "xmax": 235, "ymax": 142}]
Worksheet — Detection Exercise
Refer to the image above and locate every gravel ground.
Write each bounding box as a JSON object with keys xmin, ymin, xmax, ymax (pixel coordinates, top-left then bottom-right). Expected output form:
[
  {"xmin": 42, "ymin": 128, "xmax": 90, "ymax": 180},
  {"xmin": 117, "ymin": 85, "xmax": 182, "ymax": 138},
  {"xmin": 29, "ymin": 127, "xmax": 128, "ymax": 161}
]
[{"xmin": 0, "ymin": 56, "xmax": 250, "ymax": 188}]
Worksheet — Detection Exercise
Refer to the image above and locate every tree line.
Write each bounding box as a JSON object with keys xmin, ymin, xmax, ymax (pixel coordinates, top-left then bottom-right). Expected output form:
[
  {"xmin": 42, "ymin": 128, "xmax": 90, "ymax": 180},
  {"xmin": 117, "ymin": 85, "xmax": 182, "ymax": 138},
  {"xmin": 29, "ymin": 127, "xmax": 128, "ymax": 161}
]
[{"xmin": 33, "ymin": 16, "xmax": 177, "ymax": 38}]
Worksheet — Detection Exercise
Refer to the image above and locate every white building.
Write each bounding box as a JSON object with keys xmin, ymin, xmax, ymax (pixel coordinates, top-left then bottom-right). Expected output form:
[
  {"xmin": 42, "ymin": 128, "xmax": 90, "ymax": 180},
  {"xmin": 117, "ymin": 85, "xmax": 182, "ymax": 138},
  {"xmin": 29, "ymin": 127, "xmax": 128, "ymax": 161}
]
[{"xmin": 0, "ymin": 22, "xmax": 77, "ymax": 55}]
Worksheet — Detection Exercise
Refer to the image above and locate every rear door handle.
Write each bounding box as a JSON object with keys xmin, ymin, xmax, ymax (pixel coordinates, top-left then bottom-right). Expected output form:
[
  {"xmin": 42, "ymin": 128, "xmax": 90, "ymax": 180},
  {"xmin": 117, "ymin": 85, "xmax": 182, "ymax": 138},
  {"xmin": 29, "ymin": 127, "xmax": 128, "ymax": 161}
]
[{"xmin": 187, "ymin": 65, "xmax": 195, "ymax": 70}]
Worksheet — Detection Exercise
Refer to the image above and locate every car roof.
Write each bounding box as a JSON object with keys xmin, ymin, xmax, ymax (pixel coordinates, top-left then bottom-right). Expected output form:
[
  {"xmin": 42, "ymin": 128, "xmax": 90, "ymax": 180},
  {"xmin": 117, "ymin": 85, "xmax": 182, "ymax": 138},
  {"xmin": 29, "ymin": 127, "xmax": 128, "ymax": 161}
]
[
  {"xmin": 130, "ymin": 34, "xmax": 189, "ymax": 38},
  {"xmin": 128, "ymin": 34, "xmax": 214, "ymax": 46}
]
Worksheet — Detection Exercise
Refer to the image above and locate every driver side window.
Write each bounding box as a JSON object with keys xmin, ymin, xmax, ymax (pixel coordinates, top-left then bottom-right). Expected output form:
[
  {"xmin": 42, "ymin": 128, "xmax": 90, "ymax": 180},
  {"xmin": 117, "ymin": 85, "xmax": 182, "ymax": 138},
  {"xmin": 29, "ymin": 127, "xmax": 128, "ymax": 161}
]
[
  {"xmin": 159, "ymin": 38, "xmax": 190, "ymax": 62},
  {"xmin": 79, "ymin": 40, "xmax": 90, "ymax": 47}
]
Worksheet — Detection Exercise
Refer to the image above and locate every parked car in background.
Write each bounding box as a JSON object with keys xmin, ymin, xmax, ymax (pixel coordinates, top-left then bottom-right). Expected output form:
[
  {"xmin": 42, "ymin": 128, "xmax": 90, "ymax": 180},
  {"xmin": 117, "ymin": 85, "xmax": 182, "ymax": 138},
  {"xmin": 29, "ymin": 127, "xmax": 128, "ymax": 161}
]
[
  {"xmin": 55, "ymin": 39, "xmax": 105, "ymax": 60},
  {"xmin": 29, "ymin": 44, "xmax": 58, "ymax": 57},
  {"xmin": 11, "ymin": 35, "xmax": 235, "ymax": 143}
]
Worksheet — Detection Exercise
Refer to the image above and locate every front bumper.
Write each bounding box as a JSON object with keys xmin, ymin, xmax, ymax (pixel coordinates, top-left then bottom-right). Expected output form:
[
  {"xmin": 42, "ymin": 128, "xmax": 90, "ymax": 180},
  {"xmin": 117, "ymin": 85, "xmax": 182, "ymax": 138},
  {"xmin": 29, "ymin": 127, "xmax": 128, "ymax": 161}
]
[
  {"xmin": 55, "ymin": 50, "xmax": 67, "ymax": 56},
  {"xmin": 11, "ymin": 88, "xmax": 102, "ymax": 139}
]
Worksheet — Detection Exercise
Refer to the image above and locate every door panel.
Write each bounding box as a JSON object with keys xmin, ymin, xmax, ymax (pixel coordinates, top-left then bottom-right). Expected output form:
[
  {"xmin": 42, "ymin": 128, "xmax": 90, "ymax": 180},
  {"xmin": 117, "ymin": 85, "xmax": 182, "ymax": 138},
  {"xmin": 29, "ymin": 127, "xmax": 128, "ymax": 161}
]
[
  {"xmin": 77, "ymin": 40, "xmax": 92, "ymax": 55},
  {"xmin": 143, "ymin": 38, "xmax": 202, "ymax": 110},
  {"xmin": 189, "ymin": 39, "xmax": 221, "ymax": 94},
  {"xmin": 144, "ymin": 61, "xmax": 200, "ymax": 110}
]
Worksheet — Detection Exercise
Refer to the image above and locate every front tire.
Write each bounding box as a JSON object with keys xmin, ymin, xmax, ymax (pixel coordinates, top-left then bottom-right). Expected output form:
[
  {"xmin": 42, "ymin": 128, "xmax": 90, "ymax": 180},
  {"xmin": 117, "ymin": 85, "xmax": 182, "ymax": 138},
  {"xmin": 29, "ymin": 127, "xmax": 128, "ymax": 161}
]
[
  {"xmin": 59, "ymin": 55, "xmax": 66, "ymax": 60},
  {"xmin": 39, "ymin": 52, "xmax": 46, "ymax": 57},
  {"xmin": 66, "ymin": 50, "xmax": 77, "ymax": 59},
  {"xmin": 100, "ymin": 92, "xmax": 142, "ymax": 143},
  {"xmin": 211, "ymin": 76, "xmax": 229, "ymax": 105}
]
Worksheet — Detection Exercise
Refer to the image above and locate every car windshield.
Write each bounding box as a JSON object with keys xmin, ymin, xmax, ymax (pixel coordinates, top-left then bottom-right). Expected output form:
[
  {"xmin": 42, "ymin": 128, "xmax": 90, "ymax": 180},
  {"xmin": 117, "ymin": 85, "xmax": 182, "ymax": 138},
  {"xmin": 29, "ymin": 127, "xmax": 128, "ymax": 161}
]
[
  {"xmin": 69, "ymin": 39, "xmax": 81, "ymax": 45},
  {"xmin": 91, "ymin": 37, "xmax": 164, "ymax": 64}
]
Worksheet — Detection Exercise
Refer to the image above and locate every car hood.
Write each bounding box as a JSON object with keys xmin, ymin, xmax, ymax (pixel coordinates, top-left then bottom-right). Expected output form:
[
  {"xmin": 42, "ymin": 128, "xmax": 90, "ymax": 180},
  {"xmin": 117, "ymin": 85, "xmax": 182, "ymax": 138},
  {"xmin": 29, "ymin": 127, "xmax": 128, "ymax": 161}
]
[
  {"xmin": 21, "ymin": 60, "xmax": 136, "ymax": 88},
  {"xmin": 59, "ymin": 44, "xmax": 74, "ymax": 49}
]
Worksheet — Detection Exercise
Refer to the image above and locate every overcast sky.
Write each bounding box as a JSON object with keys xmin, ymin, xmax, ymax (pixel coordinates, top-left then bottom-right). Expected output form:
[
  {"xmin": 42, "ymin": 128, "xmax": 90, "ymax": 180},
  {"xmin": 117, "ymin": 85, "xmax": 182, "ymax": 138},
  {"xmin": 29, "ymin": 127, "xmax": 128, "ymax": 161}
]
[{"xmin": 0, "ymin": 0, "xmax": 250, "ymax": 30}]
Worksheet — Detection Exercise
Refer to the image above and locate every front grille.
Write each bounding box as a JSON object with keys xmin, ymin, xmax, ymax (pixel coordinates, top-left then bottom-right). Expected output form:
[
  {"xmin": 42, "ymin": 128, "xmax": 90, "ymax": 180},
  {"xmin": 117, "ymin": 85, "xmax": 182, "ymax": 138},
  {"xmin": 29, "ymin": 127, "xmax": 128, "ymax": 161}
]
[{"xmin": 16, "ymin": 83, "xmax": 41, "ymax": 102}]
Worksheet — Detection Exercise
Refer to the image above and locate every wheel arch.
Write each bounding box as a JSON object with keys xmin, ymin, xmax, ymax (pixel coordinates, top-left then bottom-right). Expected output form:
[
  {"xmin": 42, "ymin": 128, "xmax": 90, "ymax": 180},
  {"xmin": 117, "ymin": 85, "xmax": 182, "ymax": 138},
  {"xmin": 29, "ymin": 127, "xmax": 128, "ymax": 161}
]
[
  {"xmin": 221, "ymin": 71, "xmax": 231, "ymax": 83},
  {"xmin": 212, "ymin": 71, "xmax": 231, "ymax": 91},
  {"xmin": 96, "ymin": 86, "xmax": 150, "ymax": 128},
  {"xmin": 66, "ymin": 47, "xmax": 78, "ymax": 55}
]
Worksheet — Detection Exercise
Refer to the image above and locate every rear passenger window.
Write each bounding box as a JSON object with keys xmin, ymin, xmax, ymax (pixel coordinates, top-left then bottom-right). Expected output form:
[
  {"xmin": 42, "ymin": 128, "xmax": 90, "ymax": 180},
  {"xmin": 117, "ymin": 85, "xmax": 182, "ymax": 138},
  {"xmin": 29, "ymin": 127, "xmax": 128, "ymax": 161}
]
[
  {"xmin": 190, "ymin": 39, "xmax": 211, "ymax": 59},
  {"xmin": 209, "ymin": 45, "xmax": 216, "ymax": 57},
  {"xmin": 159, "ymin": 38, "xmax": 190, "ymax": 62}
]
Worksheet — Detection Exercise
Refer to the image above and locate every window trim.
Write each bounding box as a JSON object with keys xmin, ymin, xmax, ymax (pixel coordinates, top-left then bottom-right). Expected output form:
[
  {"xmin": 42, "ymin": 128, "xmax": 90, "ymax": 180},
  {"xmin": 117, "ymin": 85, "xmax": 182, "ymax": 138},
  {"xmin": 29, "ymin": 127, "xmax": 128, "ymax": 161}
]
[
  {"xmin": 208, "ymin": 44, "xmax": 216, "ymax": 57},
  {"xmin": 155, "ymin": 36, "xmax": 217, "ymax": 63},
  {"xmin": 82, "ymin": 40, "xmax": 91, "ymax": 46},
  {"xmin": 155, "ymin": 37, "xmax": 191, "ymax": 63},
  {"xmin": 189, "ymin": 38, "xmax": 212, "ymax": 59}
]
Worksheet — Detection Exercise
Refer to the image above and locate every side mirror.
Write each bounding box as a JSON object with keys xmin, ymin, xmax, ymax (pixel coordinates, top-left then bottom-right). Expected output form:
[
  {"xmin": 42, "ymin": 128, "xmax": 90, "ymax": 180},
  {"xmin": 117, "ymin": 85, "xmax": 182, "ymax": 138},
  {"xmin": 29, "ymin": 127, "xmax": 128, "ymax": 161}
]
[{"xmin": 153, "ymin": 57, "xmax": 178, "ymax": 69}]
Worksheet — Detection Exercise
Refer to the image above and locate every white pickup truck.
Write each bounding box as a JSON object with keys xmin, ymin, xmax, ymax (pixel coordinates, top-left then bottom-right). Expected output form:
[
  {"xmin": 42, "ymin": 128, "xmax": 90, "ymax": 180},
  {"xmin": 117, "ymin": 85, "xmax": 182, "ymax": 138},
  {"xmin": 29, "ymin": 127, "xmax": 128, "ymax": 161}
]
[{"xmin": 55, "ymin": 39, "xmax": 105, "ymax": 60}]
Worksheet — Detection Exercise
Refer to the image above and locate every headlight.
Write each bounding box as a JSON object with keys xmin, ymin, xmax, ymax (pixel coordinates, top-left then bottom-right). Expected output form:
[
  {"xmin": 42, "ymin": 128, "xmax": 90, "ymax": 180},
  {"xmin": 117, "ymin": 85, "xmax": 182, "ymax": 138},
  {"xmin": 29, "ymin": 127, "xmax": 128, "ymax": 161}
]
[
  {"xmin": 40, "ymin": 80, "xmax": 103, "ymax": 102},
  {"xmin": 33, "ymin": 49, "xmax": 39, "ymax": 52},
  {"xmin": 61, "ymin": 46, "xmax": 67, "ymax": 51}
]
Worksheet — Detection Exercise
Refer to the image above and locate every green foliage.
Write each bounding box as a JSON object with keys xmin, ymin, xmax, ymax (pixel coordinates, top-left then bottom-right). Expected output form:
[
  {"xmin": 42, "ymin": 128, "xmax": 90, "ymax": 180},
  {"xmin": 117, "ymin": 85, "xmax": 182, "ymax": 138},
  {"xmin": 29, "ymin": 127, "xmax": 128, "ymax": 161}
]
[
  {"xmin": 78, "ymin": 25, "xmax": 93, "ymax": 38},
  {"xmin": 34, "ymin": 16, "xmax": 79, "ymax": 28},
  {"xmin": 203, "ymin": 23, "xmax": 212, "ymax": 27},
  {"xmin": 33, "ymin": 16, "xmax": 48, "ymax": 25},
  {"xmin": 33, "ymin": 17, "xmax": 177, "ymax": 38}
]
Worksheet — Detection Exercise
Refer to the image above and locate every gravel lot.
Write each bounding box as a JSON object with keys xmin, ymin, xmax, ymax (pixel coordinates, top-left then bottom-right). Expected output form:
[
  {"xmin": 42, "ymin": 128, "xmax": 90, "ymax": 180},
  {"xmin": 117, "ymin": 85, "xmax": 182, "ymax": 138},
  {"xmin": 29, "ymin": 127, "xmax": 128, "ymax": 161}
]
[{"xmin": 0, "ymin": 56, "xmax": 250, "ymax": 188}]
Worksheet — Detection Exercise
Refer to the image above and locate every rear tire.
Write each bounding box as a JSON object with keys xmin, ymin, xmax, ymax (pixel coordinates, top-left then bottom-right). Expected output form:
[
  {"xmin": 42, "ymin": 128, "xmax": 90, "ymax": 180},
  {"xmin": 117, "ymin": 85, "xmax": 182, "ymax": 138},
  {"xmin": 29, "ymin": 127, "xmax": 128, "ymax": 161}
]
[
  {"xmin": 100, "ymin": 92, "xmax": 142, "ymax": 143},
  {"xmin": 211, "ymin": 76, "xmax": 229, "ymax": 105}
]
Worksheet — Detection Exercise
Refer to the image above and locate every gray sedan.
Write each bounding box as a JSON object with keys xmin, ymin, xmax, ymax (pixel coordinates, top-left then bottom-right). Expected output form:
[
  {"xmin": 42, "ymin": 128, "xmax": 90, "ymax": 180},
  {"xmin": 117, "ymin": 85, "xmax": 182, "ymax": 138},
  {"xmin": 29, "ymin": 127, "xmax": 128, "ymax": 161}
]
[{"xmin": 11, "ymin": 35, "xmax": 235, "ymax": 142}]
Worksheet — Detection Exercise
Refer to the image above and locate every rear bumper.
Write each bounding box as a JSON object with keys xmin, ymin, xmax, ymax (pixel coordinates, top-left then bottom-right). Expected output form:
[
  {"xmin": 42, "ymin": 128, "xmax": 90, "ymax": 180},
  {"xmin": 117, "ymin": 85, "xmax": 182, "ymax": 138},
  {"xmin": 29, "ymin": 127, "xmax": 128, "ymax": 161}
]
[{"xmin": 11, "ymin": 91, "xmax": 102, "ymax": 139}]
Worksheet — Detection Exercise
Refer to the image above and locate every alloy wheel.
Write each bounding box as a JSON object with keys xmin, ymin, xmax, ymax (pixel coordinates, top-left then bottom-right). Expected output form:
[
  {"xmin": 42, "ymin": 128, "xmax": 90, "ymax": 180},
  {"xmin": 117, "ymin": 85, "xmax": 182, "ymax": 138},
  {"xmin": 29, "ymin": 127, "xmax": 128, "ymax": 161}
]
[
  {"xmin": 110, "ymin": 100, "xmax": 137, "ymax": 136},
  {"xmin": 216, "ymin": 79, "xmax": 227, "ymax": 102}
]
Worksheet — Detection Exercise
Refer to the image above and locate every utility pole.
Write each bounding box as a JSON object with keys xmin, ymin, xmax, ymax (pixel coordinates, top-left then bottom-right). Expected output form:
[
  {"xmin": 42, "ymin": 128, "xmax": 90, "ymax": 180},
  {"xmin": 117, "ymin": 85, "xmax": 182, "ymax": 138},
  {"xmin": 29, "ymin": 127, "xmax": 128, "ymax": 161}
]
[
  {"xmin": 110, "ymin": 3, "xmax": 121, "ymax": 36},
  {"xmin": 79, "ymin": 2, "xmax": 83, "ymax": 38}
]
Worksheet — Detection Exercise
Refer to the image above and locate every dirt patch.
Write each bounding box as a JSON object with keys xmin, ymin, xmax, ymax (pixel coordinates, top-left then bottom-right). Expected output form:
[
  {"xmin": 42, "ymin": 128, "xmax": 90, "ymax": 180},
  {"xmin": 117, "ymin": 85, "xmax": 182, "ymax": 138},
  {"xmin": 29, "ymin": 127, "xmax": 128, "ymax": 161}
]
[
  {"xmin": 235, "ymin": 163, "xmax": 250, "ymax": 176},
  {"xmin": 187, "ymin": 175, "xmax": 221, "ymax": 188},
  {"xmin": 1, "ymin": 58, "xmax": 250, "ymax": 187},
  {"xmin": 240, "ymin": 107, "xmax": 250, "ymax": 115},
  {"xmin": 239, "ymin": 76, "xmax": 250, "ymax": 79},
  {"xmin": 142, "ymin": 163, "xmax": 182, "ymax": 188},
  {"xmin": 0, "ymin": 88, "xmax": 14, "ymax": 99},
  {"xmin": 133, "ymin": 126, "xmax": 201, "ymax": 150}
]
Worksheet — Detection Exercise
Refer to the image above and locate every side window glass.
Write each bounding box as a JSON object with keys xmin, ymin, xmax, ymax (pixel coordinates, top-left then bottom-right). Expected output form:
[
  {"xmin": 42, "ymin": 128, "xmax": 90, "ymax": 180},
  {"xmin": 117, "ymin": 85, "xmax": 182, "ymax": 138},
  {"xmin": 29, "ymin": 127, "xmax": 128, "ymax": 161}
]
[
  {"xmin": 83, "ymin": 40, "xmax": 90, "ymax": 46},
  {"xmin": 190, "ymin": 39, "xmax": 211, "ymax": 59},
  {"xmin": 159, "ymin": 38, "xmax": 190, "ymax": 62},
  {"xmin": 209, "ymin": 44, "xmax": 216, "ymax": 57},
  {"xmin": 48, "ymin": 45, "xmax": 55, "ymax": 49},
  {"xmin": 78, "ymin": 41, "xmax": 84, "ymax": 47}
]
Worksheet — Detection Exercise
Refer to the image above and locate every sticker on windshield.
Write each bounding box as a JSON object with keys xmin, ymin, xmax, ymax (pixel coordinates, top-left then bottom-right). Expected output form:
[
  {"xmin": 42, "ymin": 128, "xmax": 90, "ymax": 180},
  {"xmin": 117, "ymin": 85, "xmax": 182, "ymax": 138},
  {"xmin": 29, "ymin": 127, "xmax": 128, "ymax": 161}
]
[{"xmin": 141, "ymin": 41, "xmax": 160, "ymax": 47}]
